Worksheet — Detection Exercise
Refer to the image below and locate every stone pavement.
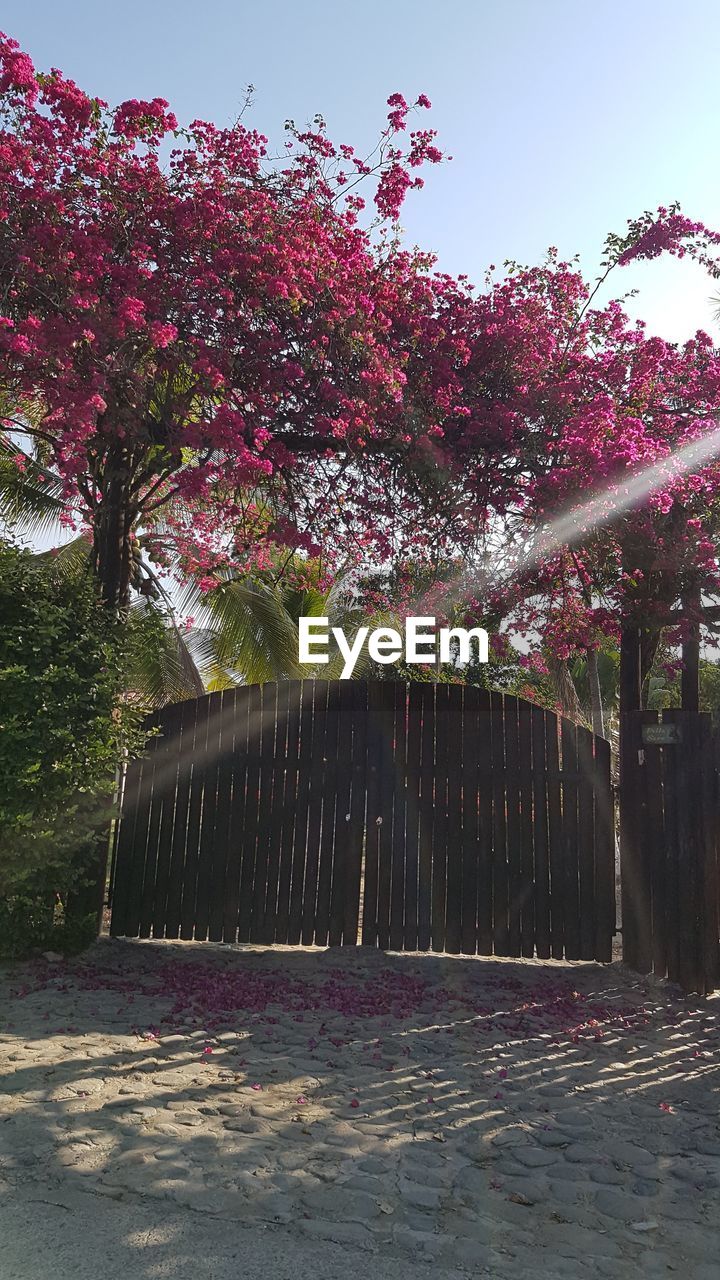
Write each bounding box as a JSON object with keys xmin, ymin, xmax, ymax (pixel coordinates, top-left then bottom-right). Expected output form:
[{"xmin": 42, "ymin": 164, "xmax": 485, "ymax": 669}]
[{"xmin": 1, "ymin": 939, "xmax": 718, "ymax": 1278}]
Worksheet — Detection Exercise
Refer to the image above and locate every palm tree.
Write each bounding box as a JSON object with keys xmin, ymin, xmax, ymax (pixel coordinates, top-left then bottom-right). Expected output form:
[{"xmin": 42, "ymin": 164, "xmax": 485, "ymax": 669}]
[
  {"xmin": 570, "ymin": 647, "xmax": 620, "ymax": 744},
  {"xmin": 183, "ymin": 567, "xmax": 396, "ymax": 686}
]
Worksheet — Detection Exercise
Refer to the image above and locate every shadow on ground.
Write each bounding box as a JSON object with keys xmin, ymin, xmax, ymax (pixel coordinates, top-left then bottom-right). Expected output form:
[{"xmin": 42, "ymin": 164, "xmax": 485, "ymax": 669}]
[{"xmin": 1, "ymin": 940, "xmax": 718, "ymax": 1279}]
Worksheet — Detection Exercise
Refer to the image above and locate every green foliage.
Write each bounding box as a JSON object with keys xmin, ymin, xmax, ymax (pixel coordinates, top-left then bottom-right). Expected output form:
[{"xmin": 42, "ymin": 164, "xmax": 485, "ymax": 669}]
[
  {"xmin": 125, "ymin": 598, "xmax": 206, "ymax": 706},
  {"xmin": 186, "ymin": 568, "xmax": 391, "ymax": 684},
  {"xmin": 0, "ymin": 540, "xmax": 147, "ymax": 957},
  {"xmin": 0, "ymin": 894, "xmax": 97, "ymax": 960},
  {"xmin": 646, "ymin": 655, "xmax": 720, "ymax": 717},
  {"xmin": 462, "ymin": 651, "xmax": 560, "ymax": 709},
  {"xmin": 570, "ymin": 647, "xmax": 620, "ymax": 716}
]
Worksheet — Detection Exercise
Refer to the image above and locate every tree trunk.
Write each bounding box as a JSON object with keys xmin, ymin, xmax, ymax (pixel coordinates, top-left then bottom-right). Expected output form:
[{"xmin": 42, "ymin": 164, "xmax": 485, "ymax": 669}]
[
  {"xmin": 681, "ymin": 578, "xmax": 701, "ymax": 714},
  {"xmin": 83, "ymin": 448, "xmax": 136, "ymax": 940},
  {"xmin": 91, "ymin": 447, "xmax": 135, "ymax": 617},
  {"xmin": 547, "ymin": 653, "xmax": 585, "ymax": 723},
  {"xmin": 586, "ymin": 647, "xmax": 605, "ymax": 738}
]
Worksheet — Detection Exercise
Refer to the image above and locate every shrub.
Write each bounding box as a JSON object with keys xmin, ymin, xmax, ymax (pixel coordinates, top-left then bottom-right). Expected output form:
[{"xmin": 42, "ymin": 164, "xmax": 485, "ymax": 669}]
[{"xmin": 0, "ymin": 540, "xmax": 146, "ymax": 958}]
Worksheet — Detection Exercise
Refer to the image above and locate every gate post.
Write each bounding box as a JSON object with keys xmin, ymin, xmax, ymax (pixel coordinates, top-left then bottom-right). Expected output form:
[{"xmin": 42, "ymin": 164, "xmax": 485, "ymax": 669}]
[
  {"xmin": 619, "ymin": 710, "xmax": 652, "ymax": 973},
  {"xmin": 621, "ymin": 708, "xmax": 719, "ymax": 995},
  {"xmin": 700, "ymin": 717, "xmax": 720, "ymax": 993}
]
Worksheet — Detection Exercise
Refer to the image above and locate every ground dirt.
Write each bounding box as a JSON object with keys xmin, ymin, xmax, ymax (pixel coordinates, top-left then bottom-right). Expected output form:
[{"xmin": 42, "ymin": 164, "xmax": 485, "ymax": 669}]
[{"xmin": 1, "ymin": 938, "xmax": 718, "ymax": 1278}]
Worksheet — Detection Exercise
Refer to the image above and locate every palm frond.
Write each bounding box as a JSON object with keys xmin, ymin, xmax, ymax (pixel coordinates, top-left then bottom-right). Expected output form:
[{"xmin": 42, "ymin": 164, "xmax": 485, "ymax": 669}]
[
  {"xmin": 33, "ymin": 535, "xmax": 91, "ymax": 581},
  {"xmin": 127, "ymin": 600, "xmax": 206, "ymax": 707},
  {"xmin": 0, "ymin": 434, "xmax": 68, "ymax": 540},
  {"xmin": 200, "ymin": 579, "xmax": 304, "ymax": 683}
]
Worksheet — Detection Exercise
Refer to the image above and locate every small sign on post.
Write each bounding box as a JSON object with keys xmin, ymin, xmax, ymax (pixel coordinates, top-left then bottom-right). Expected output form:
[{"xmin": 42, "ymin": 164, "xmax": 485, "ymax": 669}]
[{"xmin": 642, "ymin": 723, "xmax": 683, "ymax": 746}]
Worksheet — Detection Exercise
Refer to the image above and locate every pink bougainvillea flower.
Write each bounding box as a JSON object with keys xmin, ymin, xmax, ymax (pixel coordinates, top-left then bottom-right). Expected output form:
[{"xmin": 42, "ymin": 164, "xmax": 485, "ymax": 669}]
[
  {"xmin": 0, "ymin": 33, "xmax": 449, "ymax": 614},
  {"xmin": 251, "ymin": 1083, "xmax": 262, "ymax": 1091},
  {"xmin": 296, "ymin": 1095, "xmax": 308, "ymax": 1105}
]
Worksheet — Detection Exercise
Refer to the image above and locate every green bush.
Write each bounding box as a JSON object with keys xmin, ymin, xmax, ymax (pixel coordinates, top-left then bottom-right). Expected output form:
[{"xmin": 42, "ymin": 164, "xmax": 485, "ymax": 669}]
[{"xmin": 0, "ymin": 540, "xmax": 146, "ymax": 958}]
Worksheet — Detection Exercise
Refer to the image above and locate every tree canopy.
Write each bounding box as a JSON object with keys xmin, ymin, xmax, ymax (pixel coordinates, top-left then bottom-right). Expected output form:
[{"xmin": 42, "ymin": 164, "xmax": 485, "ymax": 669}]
[{"xmin": 4, "ymin": 29, "xmax": 720, "ymax": 700}]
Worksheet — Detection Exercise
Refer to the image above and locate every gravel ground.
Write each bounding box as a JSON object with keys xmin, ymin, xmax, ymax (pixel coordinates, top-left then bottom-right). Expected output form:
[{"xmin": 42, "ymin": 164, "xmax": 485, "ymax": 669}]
[{"xmin": 1, "ymin": 938, "xmax": 718, "ymax": 1279}]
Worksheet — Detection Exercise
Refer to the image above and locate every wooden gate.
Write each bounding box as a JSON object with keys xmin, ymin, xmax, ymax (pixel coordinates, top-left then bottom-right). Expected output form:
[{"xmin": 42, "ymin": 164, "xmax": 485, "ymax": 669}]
[
  {"xmin": 621, "ymin": 709, "xmax": 720, "ymax": 995},
  {"xmin": 110, "ymin": 681, "xmax": 615, "ymax": 960}
]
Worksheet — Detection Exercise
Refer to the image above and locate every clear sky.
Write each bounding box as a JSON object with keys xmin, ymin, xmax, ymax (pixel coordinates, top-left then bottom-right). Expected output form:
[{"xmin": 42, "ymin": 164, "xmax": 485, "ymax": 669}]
[{"xmin": 3, "ymin": 0, "xmax": 720, "ymax": 341}]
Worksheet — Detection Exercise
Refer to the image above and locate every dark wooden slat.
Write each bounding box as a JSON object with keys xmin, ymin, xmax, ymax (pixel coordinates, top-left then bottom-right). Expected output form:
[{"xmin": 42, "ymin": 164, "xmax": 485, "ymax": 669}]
[
  {"xmin": 672, "ymin": 711, "xmax": 701, "ymax": 993},
  {"xmin": 638, "ymin": 712, "xmax": 659, "ymax": 974},
  {"xmin": 288, "ymin": 682, "xmax": 315, "ymax": 945},
  {"xmin": 262, "ymin": 682, "xmax": 290, "ymax": 943},
  {"xmin": 193, "ymin": 694, "xmax": 225, "ymax": 942},
  {"xmin": 223, "ymin": 687, "xmax": 249, "ymax": 943},
  {"xmin": 490, "ymin": 693, "xmax": 508, "ymax": 954},
  {"xmin": 178, "ymin": 697, "xmax": 210, "ymax": 940},
  {"xmin": 576, "ymin": 725, "xmax": 596, "ymax": 961},
  {"xmin": 593, "ymin": 734, "xmax": 614, "ymax": 963},
  {"xmin": 164, "ymin": 699, "xmax": 198, "ymax": 939},
  {"xmin": 531, "ymin": 706, "xmax": 550, "ymax": 958},
  {"xmin": 127, "ymin": 714, "xmax": 162, "ymax": 938},
  {"xmin": 302, "ymin": 681, "xmax": 328, "ymax": 946},
  {"xmin": 343, "ymin": 681, "xmax": 367, "ymax": 945},
  {"xmin": 460, "ymin": 687, "xmax": 480, "ymax": 955},
  {"xmin": 315, "ymin": 681, "xmax": 340, "ymax": 946},
  {"xmin": 560, "ymin": 718, "xmax": 580, "ymax": 961},
  {"xmin": 546, "ymin": 713, "xmax": 564, "ymax": 959},
  {"xmin": 250, "ymin": 683, "xmax": 277, "ymax": 943},
  {"xmin": 416, "ymin": 683, "xmax": 435, "ymax": 951},
  {"xmin": 238, "ymin": 684, "xmax": 262, "ymax": 943},
  {"xmin": 639, "ymin": 719, "xmax": 665, "ymax": 977},
  {"xmin": 208, "ymin": 691, "xmax": 236, "ymax": 942},
  {"xmin": 389, "ymin": 682, "xmax": 408, "ymax": 952},
  {"xmin": 632, "ymin": 711, "xmax": 656, "ymax": 975},
  {"xmin": 404, "ymin": 683, "xmax": 422, "ymax": 951},
  {"xmin": 431, "ymin": 683, "xmax": 450, "ymax": 953},
  {"xmin": 150, "ymin": 701, "xmax": 185, "ymax": 939},
  {"xmin": 619, "ymin": 711, "xmax": 642, "ymax": 972},
  {"xmin": 139, "ymin": 711, "xmax": 173, "ymax": 939},
  {"xmin": 504, "ymin": 696, "xmax": 521, "ymax": 956},
  {"xmin": 362, "ymin": 681, "xmax": 383, "ymax": 946},
  {"xmin": 109, "ymin": 736, "xmax": 148, "ymax": 938},
  {"xmin": 660, "ymin": 713, "xmax": 680, "ymax": 984},
  {"xmin": 329, "ymin": 680, "xmax": 355, "ymax": 946},
  {"xmin": 476, "ymin": 689, "xmax": 493, "ymax": 955},
  {"xmin": 700, "ymin": 716, "xmax": 720, "ymax": 993},
  {"xmin": 518, "ymin": 700, "xmax": 535, "ymax": 958},
  {"xmin": 375, "ymin": 682, "xmax": 396, "ymax": 951},
  {"xmin": 444, "ymin": 686, "xmax": 464, "ymax": 954},
  {"xmin": 275, "ymin": 682, "xmax": 302, "ymax": 945}
]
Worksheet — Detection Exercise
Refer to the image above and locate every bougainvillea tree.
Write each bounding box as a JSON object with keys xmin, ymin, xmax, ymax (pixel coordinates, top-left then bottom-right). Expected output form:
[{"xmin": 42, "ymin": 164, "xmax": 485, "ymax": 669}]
[
  {"xmin": 4, "ymin": 27, "xmax": 720, "ymax": 723},
  {"xmin": 0, "ymin": 32, "xmax": 477, "ymax": 614},
  {"xmin": 437, "ymin": 218, "xmax": 720, "ymax": 722}
]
